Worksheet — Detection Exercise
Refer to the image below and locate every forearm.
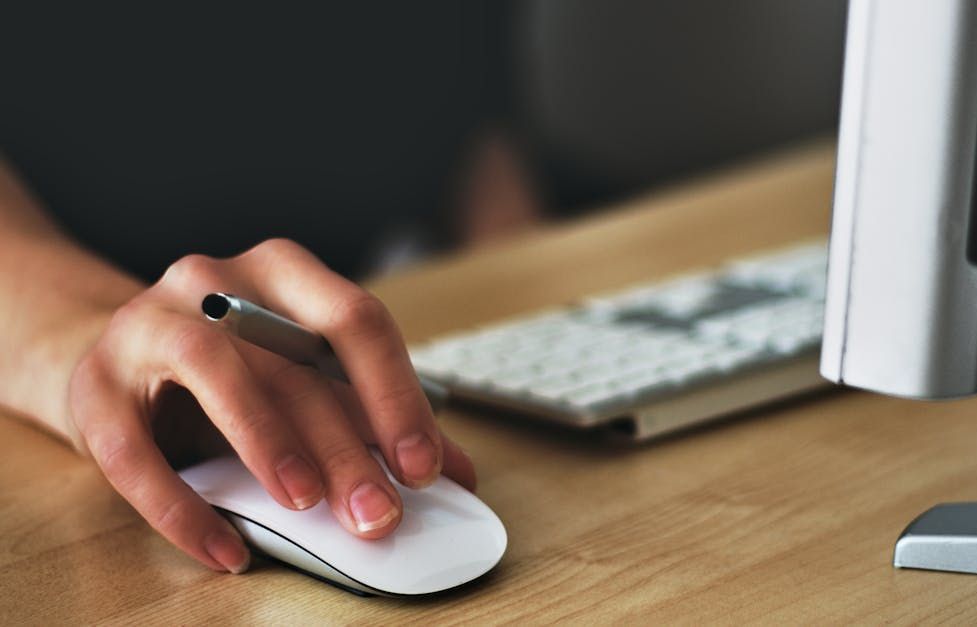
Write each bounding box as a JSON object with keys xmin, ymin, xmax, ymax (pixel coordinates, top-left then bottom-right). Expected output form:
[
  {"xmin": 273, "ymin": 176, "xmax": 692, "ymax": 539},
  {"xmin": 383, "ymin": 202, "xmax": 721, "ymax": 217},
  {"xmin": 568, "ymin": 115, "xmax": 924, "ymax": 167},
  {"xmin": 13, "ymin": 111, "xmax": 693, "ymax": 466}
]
[{"xmin": 0, "ymin": 159, "xmax": 143, "ymax": 447}]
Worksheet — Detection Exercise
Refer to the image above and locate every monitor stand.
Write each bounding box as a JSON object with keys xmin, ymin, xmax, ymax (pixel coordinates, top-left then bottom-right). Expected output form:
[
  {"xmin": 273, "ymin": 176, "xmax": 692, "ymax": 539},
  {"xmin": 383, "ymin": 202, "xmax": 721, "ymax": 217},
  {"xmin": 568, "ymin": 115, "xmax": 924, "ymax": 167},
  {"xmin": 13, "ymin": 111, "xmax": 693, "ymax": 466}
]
[{"xmin": 894, "ymin": 503, "xmax": 977, "ymax": 574}]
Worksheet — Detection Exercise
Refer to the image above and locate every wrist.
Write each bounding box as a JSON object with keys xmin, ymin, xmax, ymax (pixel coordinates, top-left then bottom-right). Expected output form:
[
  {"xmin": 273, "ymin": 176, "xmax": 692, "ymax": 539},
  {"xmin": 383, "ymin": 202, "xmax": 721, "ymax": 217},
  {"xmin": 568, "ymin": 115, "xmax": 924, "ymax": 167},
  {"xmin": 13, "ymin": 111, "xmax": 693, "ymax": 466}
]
[
  {"xmin": 24, "ymin": 305, "xmax": 118, "ymax": 450},
  {"xmin": 0, "ymin": 236, "xmax": 143, "ymax": 449}
]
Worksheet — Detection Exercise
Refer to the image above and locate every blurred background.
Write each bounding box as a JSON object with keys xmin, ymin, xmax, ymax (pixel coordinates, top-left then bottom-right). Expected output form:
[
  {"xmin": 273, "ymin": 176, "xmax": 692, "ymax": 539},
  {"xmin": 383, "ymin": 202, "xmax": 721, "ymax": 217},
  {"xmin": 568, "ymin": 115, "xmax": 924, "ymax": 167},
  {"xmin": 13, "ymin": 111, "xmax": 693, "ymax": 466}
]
[{"xmin": 0, "ymin": 1, "xmax": 847, "ymax": 281}]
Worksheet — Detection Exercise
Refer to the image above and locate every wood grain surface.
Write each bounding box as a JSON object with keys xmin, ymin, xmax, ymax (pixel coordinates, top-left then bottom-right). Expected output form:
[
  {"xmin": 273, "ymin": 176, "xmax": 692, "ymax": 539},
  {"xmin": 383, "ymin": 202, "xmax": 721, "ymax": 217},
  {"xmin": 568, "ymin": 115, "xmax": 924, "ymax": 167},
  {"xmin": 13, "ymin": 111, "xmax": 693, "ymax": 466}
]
[{"xmin": 4, "ymin": 140, "xmax": 977, "ymax": 624}]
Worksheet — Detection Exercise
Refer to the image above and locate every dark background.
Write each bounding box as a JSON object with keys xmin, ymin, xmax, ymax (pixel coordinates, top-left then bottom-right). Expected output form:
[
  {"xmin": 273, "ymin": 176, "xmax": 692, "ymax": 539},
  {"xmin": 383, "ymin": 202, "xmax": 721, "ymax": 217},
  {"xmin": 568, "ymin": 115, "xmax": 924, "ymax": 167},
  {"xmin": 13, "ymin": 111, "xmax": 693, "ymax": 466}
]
[{"xmin": 0, "ymin": 1, "xmax": 847, "ymax": 280}]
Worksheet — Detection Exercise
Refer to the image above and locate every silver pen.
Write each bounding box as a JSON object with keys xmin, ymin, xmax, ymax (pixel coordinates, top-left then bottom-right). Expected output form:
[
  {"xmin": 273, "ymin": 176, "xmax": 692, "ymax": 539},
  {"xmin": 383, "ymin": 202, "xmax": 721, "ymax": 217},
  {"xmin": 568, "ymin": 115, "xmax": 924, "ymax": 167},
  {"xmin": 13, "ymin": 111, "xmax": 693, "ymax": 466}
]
[{"xmin": 201, "ymin": 292, "xmax": 448, "ymax": 412}]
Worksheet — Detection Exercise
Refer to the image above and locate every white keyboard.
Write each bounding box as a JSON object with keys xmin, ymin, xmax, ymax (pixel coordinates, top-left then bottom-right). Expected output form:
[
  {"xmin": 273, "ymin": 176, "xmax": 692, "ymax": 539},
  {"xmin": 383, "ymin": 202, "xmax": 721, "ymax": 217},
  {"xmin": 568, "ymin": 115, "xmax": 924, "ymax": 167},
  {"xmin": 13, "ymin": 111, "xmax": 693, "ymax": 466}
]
[{"xmin": 409, "ymin": 240, "xmax": 829, "ymax": 441}]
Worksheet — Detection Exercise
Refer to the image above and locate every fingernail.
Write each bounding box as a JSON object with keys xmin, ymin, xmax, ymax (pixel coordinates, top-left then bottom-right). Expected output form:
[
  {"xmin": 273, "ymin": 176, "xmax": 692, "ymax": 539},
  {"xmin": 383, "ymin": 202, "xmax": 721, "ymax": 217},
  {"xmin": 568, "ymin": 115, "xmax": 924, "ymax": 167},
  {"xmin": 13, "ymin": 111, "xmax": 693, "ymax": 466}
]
[
  {"xmin": 276, "ymin": 454, "xmax": 323, "ymax": 509},
  {"xmin": 205, "ymin": 530, "xmax": 250, "ymax": 574},
  {"xmin": 395, "ymin": 432, "xmax": 440, "ymax": 487},
  {"xmin": 349, "ymin": 482, "xmax": 399, "ymax": 533}
]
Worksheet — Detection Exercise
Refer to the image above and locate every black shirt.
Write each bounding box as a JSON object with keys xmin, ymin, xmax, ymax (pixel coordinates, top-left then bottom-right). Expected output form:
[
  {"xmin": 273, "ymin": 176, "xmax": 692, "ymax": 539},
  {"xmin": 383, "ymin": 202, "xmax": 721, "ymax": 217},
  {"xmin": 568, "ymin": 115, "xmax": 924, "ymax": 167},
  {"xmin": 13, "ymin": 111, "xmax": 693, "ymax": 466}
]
[{"xmin": 0, "ymin": 2, "xmax": 510, "ymax": 280}]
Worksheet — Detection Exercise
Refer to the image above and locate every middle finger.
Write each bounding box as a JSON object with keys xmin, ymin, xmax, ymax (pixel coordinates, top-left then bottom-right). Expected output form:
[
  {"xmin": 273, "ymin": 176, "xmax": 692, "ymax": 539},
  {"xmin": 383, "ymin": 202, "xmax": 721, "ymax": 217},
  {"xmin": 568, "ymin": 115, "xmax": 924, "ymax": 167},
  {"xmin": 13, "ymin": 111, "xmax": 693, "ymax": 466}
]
[{"xmin": 261, "ymin": 361, "xmax": 403, "ymax": 538}]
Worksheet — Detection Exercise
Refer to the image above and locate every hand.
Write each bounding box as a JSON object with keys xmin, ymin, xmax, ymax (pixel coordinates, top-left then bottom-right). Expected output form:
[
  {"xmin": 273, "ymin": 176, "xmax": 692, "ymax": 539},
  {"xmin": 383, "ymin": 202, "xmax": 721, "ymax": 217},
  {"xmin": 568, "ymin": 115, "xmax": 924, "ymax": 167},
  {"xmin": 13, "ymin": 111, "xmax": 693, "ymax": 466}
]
[{"xmin": 68, "ymin": 238, "xmax": 476, "ymax": 574}]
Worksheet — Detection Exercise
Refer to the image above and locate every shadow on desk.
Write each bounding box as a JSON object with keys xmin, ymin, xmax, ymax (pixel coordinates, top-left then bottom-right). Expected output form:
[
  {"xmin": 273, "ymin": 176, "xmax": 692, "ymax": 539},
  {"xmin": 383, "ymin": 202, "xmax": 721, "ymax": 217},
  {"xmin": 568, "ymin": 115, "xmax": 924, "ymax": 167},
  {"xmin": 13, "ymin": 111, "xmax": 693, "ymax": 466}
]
[{"xmin": 445, "ymin": 386, "xmax": 845, "ymax": 456}]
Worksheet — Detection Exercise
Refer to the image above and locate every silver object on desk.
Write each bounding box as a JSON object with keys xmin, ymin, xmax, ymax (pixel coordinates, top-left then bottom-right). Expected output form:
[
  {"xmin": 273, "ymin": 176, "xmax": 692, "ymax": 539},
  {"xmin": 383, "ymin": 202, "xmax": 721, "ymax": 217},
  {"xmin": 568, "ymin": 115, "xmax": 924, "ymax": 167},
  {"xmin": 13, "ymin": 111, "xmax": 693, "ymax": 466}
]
[
  {"xmin": 894, "ymin": 504, "xmax": 977, "ymax": 575},
  {"xmin": 202, "ymin": 293, "xmax": 448, "ymax": 412},
  {"xmin": 822, "ymin": 1, "xmax": 977, "ymax": 574}
]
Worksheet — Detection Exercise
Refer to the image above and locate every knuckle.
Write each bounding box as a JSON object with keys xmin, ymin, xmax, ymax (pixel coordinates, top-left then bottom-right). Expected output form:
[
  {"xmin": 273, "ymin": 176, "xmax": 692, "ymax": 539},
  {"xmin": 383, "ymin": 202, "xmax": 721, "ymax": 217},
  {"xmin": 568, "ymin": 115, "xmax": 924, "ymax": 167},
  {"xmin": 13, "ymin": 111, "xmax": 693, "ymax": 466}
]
[
  {"xmin": 90, "ymin": 430, "xmax": 140, "ymax": 485},
  {"xmin": 229, "ymin": 406, "xmax": 282, "ymax": 449},
  {"xmin": 330, "ymin": 294, "xmax": 392, "ymax": 337},
  {"xmin": 99, "ymin": 301, "xmax": 156, "ymax": 360},
  {"xmin": 249, "ymin": 237, "xmax": 304, "ymax": 260},
  {"xmin": 239, "ymin": 238, "xmax": 312, "ymax": 282},
  {"xmin": 319, "ymin": 442, "xmax": 373, "ymax": 480},
  {"xmin": 160, "ymin": 253, "xmax": 221, "ymax": 290},
  {"xmin": 372, "ymin": 383, "xmax": 425, "ymax": 415},
  {"xmin": 170, "ymin": 323, "xmax": 227, "ymax": 368},
  {"xmin": 153, "ymin": 495, "xmax": 198, "ymax": 537},
  {"xmin": 106, "ymin": 301, "xmax": 146, "ymax": 337},
  {"xmin": 268, "ymin": 362, "xmax": 320, "ymax": 395}
]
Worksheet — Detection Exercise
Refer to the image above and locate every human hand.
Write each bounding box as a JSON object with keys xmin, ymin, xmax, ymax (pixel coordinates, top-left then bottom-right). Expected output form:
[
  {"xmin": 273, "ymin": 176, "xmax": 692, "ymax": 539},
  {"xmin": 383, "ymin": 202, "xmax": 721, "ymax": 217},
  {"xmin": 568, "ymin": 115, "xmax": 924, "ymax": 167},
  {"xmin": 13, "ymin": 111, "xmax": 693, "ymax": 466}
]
[{"xmin": 68, "ymin": 239, "xmax": 475, "ymax": 574}]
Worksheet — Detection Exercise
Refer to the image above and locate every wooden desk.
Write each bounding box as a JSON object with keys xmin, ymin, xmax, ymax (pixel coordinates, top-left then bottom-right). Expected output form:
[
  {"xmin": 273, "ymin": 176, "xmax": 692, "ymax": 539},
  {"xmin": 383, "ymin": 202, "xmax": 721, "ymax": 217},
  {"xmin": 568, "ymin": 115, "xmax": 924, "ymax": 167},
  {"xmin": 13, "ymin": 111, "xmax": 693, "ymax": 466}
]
[{"xmin": 4, "ymin": 141, "xmax": 977, "ymax": 623}]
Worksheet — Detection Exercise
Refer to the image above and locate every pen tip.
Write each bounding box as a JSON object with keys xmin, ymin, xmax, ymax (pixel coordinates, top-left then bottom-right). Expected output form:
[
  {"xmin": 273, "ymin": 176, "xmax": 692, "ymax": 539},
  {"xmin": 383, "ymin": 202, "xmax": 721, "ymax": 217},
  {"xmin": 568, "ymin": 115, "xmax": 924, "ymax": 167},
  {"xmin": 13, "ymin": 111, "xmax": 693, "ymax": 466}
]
[{"xmin": 202, "ymin": 293, "xmax": 232, "ymax": 321}]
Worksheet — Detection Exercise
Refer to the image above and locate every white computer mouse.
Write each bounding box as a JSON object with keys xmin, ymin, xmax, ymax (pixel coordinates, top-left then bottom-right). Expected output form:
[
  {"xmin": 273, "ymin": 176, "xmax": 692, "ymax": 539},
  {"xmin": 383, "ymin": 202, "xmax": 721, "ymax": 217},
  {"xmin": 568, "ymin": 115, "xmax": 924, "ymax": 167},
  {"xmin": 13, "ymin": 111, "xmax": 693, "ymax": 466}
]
[{"xmin": 178, "ymin": 452, "xmax": 507, "ymax": 596}]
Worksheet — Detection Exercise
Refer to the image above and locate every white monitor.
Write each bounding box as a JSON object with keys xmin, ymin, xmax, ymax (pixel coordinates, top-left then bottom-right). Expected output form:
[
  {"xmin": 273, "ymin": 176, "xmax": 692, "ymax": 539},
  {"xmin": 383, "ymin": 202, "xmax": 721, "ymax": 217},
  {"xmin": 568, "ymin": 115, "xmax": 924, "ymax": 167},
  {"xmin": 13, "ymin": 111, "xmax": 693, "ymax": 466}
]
[
  {"xmin": 820, "ymin": 0, "xmax": 977, "ymax": 575},
  {"xmin": 821, "ymin": 0, "xmax": 977, "ymax": 399}
]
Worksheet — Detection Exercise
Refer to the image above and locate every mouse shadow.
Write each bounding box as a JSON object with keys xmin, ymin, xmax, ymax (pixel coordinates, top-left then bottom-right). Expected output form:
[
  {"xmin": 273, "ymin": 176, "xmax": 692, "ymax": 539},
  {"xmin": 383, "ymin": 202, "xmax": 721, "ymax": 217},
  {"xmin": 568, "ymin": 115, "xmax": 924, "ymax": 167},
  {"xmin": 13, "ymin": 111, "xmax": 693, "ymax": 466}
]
[
  {"xmin": 375, "ymin": 562, "xmax": 507, "ymax": 605},
  {"xmin": 249, "ymin": 553, "xmax": 505, "ymax": 602}
]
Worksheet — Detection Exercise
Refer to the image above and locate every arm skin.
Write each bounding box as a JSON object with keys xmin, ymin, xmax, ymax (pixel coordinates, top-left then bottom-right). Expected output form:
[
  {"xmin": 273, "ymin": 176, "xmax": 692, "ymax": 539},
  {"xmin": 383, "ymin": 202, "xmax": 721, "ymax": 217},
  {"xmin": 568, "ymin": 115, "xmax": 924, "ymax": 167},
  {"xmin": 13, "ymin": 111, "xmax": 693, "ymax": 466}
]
[{"xmin": 0, "ymin": 159, "xmax": 143, "ymax": 448}]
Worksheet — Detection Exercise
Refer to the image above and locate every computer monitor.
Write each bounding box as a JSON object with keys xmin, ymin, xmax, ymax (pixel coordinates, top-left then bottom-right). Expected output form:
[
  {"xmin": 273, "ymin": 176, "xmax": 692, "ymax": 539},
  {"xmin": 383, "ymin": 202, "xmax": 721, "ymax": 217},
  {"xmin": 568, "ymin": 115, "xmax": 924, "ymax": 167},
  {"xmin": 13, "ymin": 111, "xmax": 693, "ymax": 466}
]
[{"xmin": 821, "ymin": 0, "xmax": 977, "ymax": 573}]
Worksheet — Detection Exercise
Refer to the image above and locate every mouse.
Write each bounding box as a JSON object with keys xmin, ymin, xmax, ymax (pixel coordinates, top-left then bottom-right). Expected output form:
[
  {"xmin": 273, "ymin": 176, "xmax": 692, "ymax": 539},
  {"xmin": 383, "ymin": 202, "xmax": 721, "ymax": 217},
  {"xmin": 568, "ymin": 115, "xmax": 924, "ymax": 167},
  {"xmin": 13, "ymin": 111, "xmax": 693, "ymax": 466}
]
[{"xmin": 178, "ymin": 451, "xmax": 507, "ymax": 596}]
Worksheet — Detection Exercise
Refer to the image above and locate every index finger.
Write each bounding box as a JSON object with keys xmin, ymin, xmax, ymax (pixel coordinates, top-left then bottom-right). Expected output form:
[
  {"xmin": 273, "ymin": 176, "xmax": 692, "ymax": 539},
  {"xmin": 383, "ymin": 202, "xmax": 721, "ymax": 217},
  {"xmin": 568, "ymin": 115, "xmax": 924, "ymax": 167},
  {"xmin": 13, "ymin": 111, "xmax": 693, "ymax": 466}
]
[
  {"xmin": 72, "ymin": 359, "xmax": 251, "ymax": 574},
  {"xmin": 235, "ymin": 239, "xmax": 442, "ymax": 488}
]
